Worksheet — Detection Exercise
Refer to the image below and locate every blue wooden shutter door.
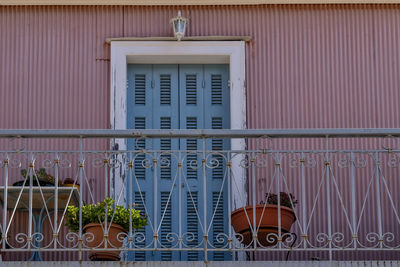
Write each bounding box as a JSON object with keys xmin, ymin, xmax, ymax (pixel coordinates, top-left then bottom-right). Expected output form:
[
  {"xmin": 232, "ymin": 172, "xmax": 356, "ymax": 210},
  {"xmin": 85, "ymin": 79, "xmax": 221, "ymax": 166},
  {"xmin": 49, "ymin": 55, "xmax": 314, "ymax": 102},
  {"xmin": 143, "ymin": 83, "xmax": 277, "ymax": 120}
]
[{"xmin": 127, "ymin": 64, "xmax": 230, "ymax": 261}]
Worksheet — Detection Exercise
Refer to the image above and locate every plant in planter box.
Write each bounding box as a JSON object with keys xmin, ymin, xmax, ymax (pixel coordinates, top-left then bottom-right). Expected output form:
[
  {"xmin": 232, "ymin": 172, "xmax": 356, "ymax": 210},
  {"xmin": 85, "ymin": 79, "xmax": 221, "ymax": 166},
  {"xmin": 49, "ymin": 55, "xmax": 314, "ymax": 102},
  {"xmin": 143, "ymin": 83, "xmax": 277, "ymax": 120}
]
[
  {"xmin": 231, "ymin": 192, "xmax": 298, "ymax": 247},
  {"xmin": 66, "ymin": 198, "xmax": 147, "ymax": 261}
]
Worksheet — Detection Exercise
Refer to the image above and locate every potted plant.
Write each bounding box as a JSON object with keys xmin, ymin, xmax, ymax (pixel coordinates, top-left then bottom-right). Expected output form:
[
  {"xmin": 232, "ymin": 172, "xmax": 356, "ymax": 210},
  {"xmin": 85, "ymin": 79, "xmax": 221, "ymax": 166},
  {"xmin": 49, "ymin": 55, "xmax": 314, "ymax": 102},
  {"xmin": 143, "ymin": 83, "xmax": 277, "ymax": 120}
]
[
  {"xmin": 13, "ymin": 168, "xmax": 56, "ymax": 187},
  {"xmin": 231, "ymin": 192, "xmax": 297, "ymax": 247},
  {"xmin": 66, "ymin": 198, "xmax": 147, "ymax": 261}
]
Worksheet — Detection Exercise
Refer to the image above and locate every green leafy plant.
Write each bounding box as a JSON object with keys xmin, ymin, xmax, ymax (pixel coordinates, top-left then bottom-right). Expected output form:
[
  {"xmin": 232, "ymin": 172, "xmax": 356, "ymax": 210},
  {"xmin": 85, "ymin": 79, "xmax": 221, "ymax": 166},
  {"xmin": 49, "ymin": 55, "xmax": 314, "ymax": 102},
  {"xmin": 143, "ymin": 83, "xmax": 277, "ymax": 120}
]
[
  {"xmin": 264, "ymin": 192, "xmax": 298, "ymax": 209},
  {"xmin": 66, "ymin": 198, "xmax": 147, "ymax": 232}
]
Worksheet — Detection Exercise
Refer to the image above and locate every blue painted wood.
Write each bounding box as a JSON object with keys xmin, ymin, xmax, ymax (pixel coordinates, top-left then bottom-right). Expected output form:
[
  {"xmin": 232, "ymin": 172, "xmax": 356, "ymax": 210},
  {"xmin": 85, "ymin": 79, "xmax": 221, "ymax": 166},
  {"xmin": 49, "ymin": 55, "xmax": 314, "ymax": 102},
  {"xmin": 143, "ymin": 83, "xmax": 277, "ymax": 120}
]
[
  {"xmin": 127, "ymin": 64, "xmax": 154, "ymax": 261},
  {"xmin": 127, "ymin": 64, "xmax": 230, "ymax": 261},
  {"xmin": 204, "ymin": 64, "xmax": 230, "ymax": 261},
  {"xmin": 179, "ymin": 65, "xmax": 204, "ymax": 261}
]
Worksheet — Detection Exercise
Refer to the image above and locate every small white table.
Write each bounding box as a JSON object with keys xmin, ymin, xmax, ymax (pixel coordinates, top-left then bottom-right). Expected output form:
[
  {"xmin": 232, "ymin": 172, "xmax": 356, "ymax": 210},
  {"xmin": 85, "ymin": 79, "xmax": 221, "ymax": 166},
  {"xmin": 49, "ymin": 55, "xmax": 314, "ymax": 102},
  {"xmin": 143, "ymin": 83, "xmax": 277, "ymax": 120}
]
[{"xmin": 0, "ymin": 186, "xmax": 80, "ymax": 261}]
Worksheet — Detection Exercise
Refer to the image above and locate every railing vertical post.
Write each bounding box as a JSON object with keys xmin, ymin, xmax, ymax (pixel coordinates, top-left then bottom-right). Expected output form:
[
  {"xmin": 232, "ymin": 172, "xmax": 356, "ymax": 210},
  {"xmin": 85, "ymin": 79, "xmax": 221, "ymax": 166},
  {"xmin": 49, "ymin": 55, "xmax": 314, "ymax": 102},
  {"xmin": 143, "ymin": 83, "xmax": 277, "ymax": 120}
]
[
  {"xmin": 227, "ymin": 152, "xmax": 232, "ymax": 251},
  {"xmin": 325, "ymin": 137, "xmax": 332, "ymax": 261},
  {"xmin": 153, "ymin": 151, "xmax": 158, "ymax": 251},
  {"xmin": 128, "ymin": 153, "xmax": 133, "ymax": 249},
  {"xmin": 300, "ymin": 152, "xmax": 307, "ymax": 249},
  {"xmin": 375, "ymin": 152, "xmax": 383, "ymax": 249},
  {"xmin": 251, "ymin": 151, "xmax": 257, "ymax": 250},
  {"xmin": 350, "ymin": 152, "xmax": 357, "ymax": 249},
  {"xmin": 28, "ymin": 152, "xmax": 34, "ymax": 250},
  {"xmin": 178, "ymin": 152, "xmax": 182, "ymax": 251},
  {"xmin": 104, "ymin": 155, "xmax": 109, "ymax": 249},
  {"xmin": 2, "ymin": 154, "xmax": 9, "ymax": 254},
  {"xmin": 275, "ymin": 153, "xmax": 281, "ymax": 249},
  {"xmin": 201, "ymin": 138, "xmax": 208, "ymax": 262},
  {"xmin": 78, "ymin": 138, "xmax": 84, "ymax": 261},
  {"xmin": 53, "ymin": 153, "xmax": 59, "ymax": 249}
]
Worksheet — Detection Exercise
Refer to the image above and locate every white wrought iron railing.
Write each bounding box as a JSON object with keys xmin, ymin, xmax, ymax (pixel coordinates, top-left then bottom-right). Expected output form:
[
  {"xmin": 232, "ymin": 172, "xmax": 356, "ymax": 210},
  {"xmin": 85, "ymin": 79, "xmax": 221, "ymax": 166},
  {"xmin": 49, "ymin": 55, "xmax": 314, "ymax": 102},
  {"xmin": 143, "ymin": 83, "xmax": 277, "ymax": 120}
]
[{"xmin": 0, "ymin": 129, "xmax": 400, "ymax": 261}]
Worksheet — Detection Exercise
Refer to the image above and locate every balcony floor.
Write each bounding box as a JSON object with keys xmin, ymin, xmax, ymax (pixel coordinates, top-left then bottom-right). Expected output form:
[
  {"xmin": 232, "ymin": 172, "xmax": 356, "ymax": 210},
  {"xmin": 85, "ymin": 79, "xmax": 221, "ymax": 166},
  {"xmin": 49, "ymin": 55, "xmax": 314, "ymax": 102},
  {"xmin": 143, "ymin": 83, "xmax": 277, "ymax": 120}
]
[{"xmin": 2, "ymin": 262, "xmax": 400, "ymax": 267}]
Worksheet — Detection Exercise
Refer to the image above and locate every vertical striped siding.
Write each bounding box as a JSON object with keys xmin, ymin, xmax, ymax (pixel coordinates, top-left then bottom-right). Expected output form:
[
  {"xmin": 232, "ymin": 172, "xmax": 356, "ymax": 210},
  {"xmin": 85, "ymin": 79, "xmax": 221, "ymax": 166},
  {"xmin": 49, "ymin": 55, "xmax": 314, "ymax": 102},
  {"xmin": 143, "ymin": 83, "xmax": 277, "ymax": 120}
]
[{"xmin": 1, "ymin": 4, "xmax": 400, "ymax": 261}]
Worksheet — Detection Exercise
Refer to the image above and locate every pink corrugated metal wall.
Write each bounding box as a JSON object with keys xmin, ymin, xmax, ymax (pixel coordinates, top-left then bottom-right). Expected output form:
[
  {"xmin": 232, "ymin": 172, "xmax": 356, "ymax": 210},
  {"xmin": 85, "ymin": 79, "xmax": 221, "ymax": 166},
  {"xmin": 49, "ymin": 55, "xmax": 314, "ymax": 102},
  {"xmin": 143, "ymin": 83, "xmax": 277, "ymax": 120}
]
[{"xmin": 1, "ymin": 4, "xmax": 400, "ymax": 261}]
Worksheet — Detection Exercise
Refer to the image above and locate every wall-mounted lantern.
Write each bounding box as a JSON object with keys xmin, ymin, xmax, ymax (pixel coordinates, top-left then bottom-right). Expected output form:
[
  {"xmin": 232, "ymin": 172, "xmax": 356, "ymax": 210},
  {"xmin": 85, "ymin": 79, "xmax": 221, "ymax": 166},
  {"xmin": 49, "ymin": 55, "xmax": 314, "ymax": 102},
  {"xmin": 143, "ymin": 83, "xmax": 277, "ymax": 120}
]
[{"xmin": 170, "ymin": 11, "xmax": 188, "ymax": 41}]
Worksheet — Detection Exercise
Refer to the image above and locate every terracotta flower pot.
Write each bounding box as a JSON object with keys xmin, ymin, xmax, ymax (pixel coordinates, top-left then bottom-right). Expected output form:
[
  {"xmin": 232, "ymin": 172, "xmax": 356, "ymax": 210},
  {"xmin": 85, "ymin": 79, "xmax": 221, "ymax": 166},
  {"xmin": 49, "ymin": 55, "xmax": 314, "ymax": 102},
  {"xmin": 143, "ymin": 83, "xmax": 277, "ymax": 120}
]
[
  {"xmin": 83, "ymin": 222, "xmax": 127, "ymax": 261},
  {"xmin": 231, "ymin": 204, "xmax": 296, "ymax": 247}
]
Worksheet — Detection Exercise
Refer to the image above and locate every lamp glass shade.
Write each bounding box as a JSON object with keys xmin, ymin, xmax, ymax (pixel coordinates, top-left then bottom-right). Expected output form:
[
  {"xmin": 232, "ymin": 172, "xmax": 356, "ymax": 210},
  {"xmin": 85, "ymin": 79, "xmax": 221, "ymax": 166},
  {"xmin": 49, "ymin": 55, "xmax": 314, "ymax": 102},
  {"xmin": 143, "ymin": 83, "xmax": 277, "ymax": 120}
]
[{"xmin": 170, "ymin": 11, "xmax": 187, "ymax": 41}]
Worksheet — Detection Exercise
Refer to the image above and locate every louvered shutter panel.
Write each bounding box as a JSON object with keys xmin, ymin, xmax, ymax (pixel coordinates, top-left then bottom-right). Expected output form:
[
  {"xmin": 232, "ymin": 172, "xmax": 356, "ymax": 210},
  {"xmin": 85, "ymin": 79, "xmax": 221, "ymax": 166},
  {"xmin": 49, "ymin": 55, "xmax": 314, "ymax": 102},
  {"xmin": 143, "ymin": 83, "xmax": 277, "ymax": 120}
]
[
  {"xmin": 211, "ymin": 117, "xmax": 224, "ymax": 179},
  {"xmin": 213, "ymin": 191, "xmax": 225, "ymax": 260},
  {"xmin": 160, "ymin": 192, "xmax": 172, "ymax": 261},
  {"xmin": 204, "ymin": 65, "xmax": 231, "ymax": 261},
  {"xmin": 186, "ymin": 117, "xmax": 198, "ymax": 179},
  {"xmin": 134, "ymin": 191, "xmax": 146, "ymax": 261},
  {"xmin": 160, "ymin": 74, "xmax": 171, "ymax": 105},
  {"xmin": 187, "ymin": 191, "xmax": 199, "ymax": 261},
  {"xmin": 211, "ymin": 74, "xmax": 223, "ymax": 105},
  {"xmin": 186, "ymin": 74, "xmax": 197, "ymax": 105},
  {"xmin": 153, "ymin": 65, "xmax": 179, "ymax": 261},
  {"xmin": 160, "ymin": 117, "xmax": 171, "ymax": 179}
]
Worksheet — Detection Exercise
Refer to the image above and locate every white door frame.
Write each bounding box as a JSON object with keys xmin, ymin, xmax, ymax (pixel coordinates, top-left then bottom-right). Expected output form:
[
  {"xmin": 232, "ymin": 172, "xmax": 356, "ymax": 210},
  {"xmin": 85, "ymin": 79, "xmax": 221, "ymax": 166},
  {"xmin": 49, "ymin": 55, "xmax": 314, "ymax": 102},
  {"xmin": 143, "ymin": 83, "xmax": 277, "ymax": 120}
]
[{"xmin": 110, "ymin": 41, "xmax": 247, "ymax": 210}]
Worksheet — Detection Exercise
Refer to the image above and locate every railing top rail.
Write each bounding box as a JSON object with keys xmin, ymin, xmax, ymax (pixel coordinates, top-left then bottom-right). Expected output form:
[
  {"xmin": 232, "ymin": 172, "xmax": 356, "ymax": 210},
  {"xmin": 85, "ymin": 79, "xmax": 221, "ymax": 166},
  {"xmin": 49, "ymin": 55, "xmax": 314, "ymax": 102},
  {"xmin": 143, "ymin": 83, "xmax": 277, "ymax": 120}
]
[{"xmin": 0, "ymin": 128, "xmax": 400, "ymax": 138}]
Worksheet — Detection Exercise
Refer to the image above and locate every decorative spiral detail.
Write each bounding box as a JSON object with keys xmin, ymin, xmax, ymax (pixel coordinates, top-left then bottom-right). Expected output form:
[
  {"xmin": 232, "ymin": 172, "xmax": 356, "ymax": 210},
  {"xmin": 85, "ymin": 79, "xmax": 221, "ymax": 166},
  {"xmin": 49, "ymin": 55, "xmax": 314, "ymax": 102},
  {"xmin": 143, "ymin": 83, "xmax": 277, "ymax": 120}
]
[
  {"xmin": 188, "ymin": 158, "xmax": 201, "ymax": 170},
  {"xmin": 116, "ymin": 231, "xmax": 129, "ymax": 245},
  {"xmin": 181, "ymin": 232, "xmax": 197, "ymax": 247},
  {"xmin": 42, "ymin": 158, "xmax": 55, "ymax": 169},
  {"xmin": 280, "ymin": 232, "xmax": 297, "ymax": 248},
  {"xmin": 289, "ymin": 157, "xmax": 301, "ymax": 168},
  {"xmin": 381, "ymin": 232, "xmax": 396, "ymax": 247},
  {"xmin": 214, "ymin": 233, "xmax": 229, "ymax": 248},
  {"xmin": 133, "ymin": 232, "xmax": 146, "ymax": 246},
  {"xmin": 381, "ymin": 135, "xmax": 400, "ymax": 151},
  {"xmin": 315, "ymin": 233, "xmax": 330, "ymax": 247},
  {"xmin": 365, "ymin": 232, "xmax": 380, "ymax": 248},
  {"xmin": 254, "ymin": 232, "xmax": 278, "ymax": 248},
  {"xmin": 65, "ymin": 232, "xmax": 80, "ymax": 248},
  {"xmin": 387, "ymin": 155, "xmax": 400, "ymax": 168},
  {"xmin": 330, "ymin": 232, "xmax": 345, "ymax": 247},
  {"xmin": 233, "ymin": 233, "xmax": 244, "ymax": 247},
  {"xmin": 92, "ymin": 156, "xmax": 108, "ymax": 168},
  {"xmin": 165, "ymin": 232, "xmax": 177, "ymax": 243},
  {"xmin": 132, "ymin": 153, "xmax": 154, "ymax": 169},
  {"xmin": 354, "ymin": 156, "xmax": 367, "ymax": 168},
  {"xmin": 289, "ymin": 154, "xmax": 317, "ymax": 168},
  {"xmin": 256, "ymin": 136, "xmax": 273, "ymax": 151},
  {"xmin": 239, "ymin": 156, "xmax": 250, "ymax": 169},
  {"xmin": 337, "ymin": 154, "xmax": 367, "ymax": 169},
  {"xmin": 254, "ymin": 156, "xmax": 268, "ymax": 168},
  {"xmin": 31, "ymin": 233, "xmax": 44, "ymax": 248},
  {"xmin": 159, "ymin": 155, "xmax": 171, "ymax": 169},
  {"xmin": 9, "ymin": 137, "xmax": 27, "ymax": 152},
  {"xmin": 338, "ymin": 157, "xmax": 350, "ymax": 168},
  {"xmin": 164, "ymin": 232, "xmax": 179, "ymax": 248},
  {"xmin": 14, "ymin": 233, "xmax": 29, "ymax": 249},
  {"xmin": 205, "ymin": 152, "xmax": 226, "ymax": 169},
  {"xmin": 207, "ymin": 158, "xmax": 220, "ymax": 169},
  {"xmin": 8, "ymin": 158, "xmax": 22, "ymax": 169},
  {"xmin": 59, "ymin": 158, "xmax": 72, "ymax": 169},
  {"xmin": 82, "ymin": 232, "xmax": 96, "ymax": 247}
]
